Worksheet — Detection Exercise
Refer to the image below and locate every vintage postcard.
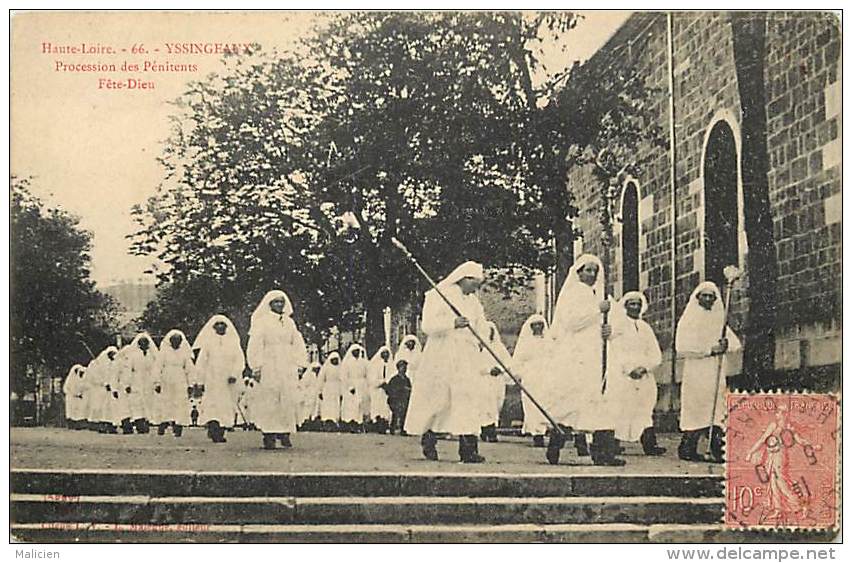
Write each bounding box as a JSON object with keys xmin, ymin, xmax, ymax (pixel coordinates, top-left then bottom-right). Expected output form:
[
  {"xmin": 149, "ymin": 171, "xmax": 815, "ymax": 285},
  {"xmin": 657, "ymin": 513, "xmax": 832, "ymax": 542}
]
[{"xmin": 9, "ymin": 9, "xmax": 842, "ymax": 547}]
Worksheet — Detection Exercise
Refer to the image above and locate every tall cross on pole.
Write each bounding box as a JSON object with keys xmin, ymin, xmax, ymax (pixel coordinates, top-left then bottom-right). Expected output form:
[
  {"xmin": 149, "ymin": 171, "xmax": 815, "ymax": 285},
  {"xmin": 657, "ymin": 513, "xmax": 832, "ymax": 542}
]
[{"xmin": 594, "ymin": 148, "xmax": 631, "ymax": 394}]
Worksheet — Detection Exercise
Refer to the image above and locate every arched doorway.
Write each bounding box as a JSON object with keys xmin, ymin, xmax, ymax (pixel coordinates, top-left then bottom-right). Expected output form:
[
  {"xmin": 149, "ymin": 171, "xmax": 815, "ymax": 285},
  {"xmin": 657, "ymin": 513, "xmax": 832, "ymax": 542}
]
[
  {"xmin": 702, "ymin": 120, "xmax": 741, "ymax": 288},
  {"xmin": 621, "ymin": 181, "xmax": 640, "ymax": 293}
]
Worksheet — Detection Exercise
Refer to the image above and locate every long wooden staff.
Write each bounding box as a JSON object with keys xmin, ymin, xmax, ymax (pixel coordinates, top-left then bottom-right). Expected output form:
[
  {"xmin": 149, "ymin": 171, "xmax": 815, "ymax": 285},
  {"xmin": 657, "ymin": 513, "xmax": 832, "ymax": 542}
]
[
  {"xmin": 391, "ymin": 238, "xmax": 565, "ymax": 438},
  {"xmin": 708, "ymin": 265, "xmax": 742, "ymax": 450},
  {"xmin": 600, "ymin": 300, "xmax": 611, "ymax": 394}
]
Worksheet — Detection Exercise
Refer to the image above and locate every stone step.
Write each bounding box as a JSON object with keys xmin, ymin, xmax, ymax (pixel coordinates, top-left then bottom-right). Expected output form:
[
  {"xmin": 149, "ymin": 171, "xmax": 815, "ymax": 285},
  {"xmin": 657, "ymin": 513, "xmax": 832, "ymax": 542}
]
[
  {"xmin": 11, "ymin": 469, "xmax": 723, "ymax": 498},
  {"xmin": 12, "ymin": 494, "xmax": 723, "ymax": 526},
  {"xmin": 12, "ymin": 522, "xmax": 831, "ymax": 543}
]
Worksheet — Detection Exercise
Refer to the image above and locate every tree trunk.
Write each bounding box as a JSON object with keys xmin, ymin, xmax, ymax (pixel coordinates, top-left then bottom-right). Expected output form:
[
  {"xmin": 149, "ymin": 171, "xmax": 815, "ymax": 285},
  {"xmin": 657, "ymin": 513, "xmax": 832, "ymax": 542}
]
[
  {"xmin": 364, "ymin": 297, "xmax": 387, "ymax": 357},
  {"xmin": 730, "ymin": 13, "xmax": 779, "ymax": 389},
  {"xmin": 554, "ymin": 220, "xmax": 574, "ymax": 291}
]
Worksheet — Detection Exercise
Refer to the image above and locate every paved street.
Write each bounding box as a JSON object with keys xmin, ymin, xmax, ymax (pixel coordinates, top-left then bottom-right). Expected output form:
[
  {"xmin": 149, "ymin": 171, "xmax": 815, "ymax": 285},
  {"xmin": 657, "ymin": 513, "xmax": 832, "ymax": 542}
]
[{"xmin": 12, "ymin": 427, "xmax": 721, "ymax": 476}]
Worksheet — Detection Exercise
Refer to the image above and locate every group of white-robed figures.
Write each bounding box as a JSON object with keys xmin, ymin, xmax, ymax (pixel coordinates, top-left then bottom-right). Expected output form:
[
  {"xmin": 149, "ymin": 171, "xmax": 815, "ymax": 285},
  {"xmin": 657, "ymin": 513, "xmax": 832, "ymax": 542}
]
[
  {"xmin": 63, "ymin": 289, "xmax": 426, "ymax": 449},
  {"xmin": 65, "ymin": 255, "xmax": 740, "ymax": 463},
  {"xmin": 62, "ymin": 309, "xmax": 275, "ymax": 445},
  {"xmin": 403, "ymin": 254, "xmax": 739, "ymax": 465},
  {"xmin": 304, "ymin": 333, "xmax": 420, "ymax": 434},
  {"xmin": 63, "ymin": 327, "xmax": 220, "ymax": 438},
  {"xmin": 64, "ymin": 290, "xmax": 315, "ymax": 449}
]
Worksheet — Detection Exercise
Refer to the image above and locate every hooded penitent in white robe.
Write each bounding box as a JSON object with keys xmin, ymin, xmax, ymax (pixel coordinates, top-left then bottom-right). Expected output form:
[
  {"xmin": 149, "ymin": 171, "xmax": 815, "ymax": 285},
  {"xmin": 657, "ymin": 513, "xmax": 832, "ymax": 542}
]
[
  {"xmin": 608, "ymin": 292, "xmax": 663, "ymax": 441},
  {"xmin": 543, "ymin": 254, "xmax": 612, "ymax": 432},
  {"xmin": 480, "ymin": 322, "xmax": 513, "ymax": 427},
  {"xmin": 152, "ymin": 329, "xmax": 195, "ymax": 426},
  {"xmin": 109, "ymin": 346, "xmax": 134, "ymax": 425},
  {"xmin": 677, "ymin": 281, "xmax": 742, "ymax": 431},
  {"xmin": 193, "ymin": 315, "xmax": 245, "ymax": 427},
  {"xmin": 514, "ymin": 314, "xmax": 551, "ymax": 436},
  {"xmin": 246, "ymin": 290, "xmax": 309, "ymax": 434},
  {"xmin": 394, "ymin": 335, "xmax": 422, "ymax": 381},
  {"xmin": 367, "ymin": 346, "xmax": 393, "ymax": 420},
  {"xmin": 340, "ymin": 344, "xmax": 369, "ymax": 423},
  {"xmin": 85, "ymin": 347, "xmax": 117, "ymax": 423},
  {"xmin": 125, "ymin": 333, "xmax": 159, "ymax": 421},
  {"xmin": 85, "ymin": 352, "xmax": 106, "ymax": 422},
  {"xmin": 405, "ymin": 261, "xmax": 493, "ymax": 436},
  {"xmin": 319, "ymin": 352, "xmax": 343, "ymax": 421},
  {"xmin": 63, "ymin": 364, "xmax": 87, "ymax": 422},
  {"xmin": 304, "ymin": 362, "xmax": 323, "ymax": 420}
]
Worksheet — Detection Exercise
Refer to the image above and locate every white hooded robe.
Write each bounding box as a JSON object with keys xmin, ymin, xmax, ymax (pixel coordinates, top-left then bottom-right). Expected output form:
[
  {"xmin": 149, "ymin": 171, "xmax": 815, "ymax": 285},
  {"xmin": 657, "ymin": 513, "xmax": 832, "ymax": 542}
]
[
  {"xmin": 367, "ymin": 347, "xmax": 393, "ymax": 420},
  {"xmin": 152, "ymin": 329, "xmax": 195, "ymax": 426},
  {"xmin": 246, "ymin": 290, "xmax": 308, "ymax": 434},
  {"xmin": 303, "ymin": 363, "xmax": 323, "ymax": 421},
  {"xmin": 85, "ymin": 347, "xmax": 117, "ymax": 423},
  {"xmin": 125, "ymin": 333, "xmax": 159, "ymax": 421},
  {"xmin": 194, "ymin": 315, "xmax": 246, "ymax": 427},
  {"xmin": 340, "ymin": 344, "xmax": 369, "ymax": 423},
  {"xmin": 677, "ymin": 281, "xmax": 742, "ymax": 431},
  {"xmin": 404, "ymin": 261, "xmax": 493, "ymax": 436},
  {"xmin": 63, "ymin": 364, "xmax": 87, "ymax": 422},
  {"xmin": 514, "ymin": 314, "xmax": 551, "ymax": 436},
  {"xmin": 318, "ymin": 352, "xmax": 343, "ymax": 421},
  {"xmin": 544, "ymin": 254, "xmax": 613, "ymax": 432},
  {"xmin": 608, "ymin": 292, "xmax": 663, "ymax": 441},
  {"xmin": 393, "ymin": 335, "xmax": 422, "ymax": 382}
]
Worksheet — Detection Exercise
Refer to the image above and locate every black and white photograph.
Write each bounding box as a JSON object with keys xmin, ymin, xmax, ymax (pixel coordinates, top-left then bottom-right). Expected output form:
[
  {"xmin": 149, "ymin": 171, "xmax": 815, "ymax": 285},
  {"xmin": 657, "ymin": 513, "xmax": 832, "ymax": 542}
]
[{"xmin": 8, "ymin": 7, "xmax": 843, "ymax": 548}]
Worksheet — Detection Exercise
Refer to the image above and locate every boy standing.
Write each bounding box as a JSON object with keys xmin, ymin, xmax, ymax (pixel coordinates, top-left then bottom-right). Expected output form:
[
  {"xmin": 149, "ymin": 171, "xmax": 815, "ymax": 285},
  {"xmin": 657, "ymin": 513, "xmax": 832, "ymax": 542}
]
[{"xmin": 384, "ymin": 359, "xmax": 412, "ymax": 436}]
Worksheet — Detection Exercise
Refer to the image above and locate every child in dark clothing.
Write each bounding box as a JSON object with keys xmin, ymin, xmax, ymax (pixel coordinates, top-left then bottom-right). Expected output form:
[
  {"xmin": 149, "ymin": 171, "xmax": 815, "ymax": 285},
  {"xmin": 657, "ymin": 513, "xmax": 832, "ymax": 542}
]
[{"xmin": 383, "ymin": 359, "xmax": 412, "ymax": 436}]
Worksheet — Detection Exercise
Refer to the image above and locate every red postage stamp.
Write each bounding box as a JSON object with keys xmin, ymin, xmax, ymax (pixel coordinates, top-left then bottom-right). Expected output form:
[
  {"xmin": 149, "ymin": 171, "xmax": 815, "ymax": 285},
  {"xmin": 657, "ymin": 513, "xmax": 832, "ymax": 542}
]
[{"xmin": 725, "ymin": 393, "xmax": 839, "ymax": 529}]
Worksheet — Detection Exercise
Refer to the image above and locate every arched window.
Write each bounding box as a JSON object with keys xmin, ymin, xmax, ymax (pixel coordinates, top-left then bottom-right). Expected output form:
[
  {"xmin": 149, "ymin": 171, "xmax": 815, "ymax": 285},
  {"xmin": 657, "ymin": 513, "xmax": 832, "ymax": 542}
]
[
  {"xmin": 621, "ymin": 181, "xmax": 640, "ymax": 293},
  {"xmin": 702, "ymin": 120, "xmax": 740, "ymax": 288}
]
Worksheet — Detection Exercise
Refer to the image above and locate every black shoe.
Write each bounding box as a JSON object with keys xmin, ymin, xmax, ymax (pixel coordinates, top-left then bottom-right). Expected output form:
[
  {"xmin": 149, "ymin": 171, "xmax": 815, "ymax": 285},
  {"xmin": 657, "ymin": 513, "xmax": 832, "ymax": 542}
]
[
  {"xmin": 279, "ymin": 433, "xmax": 292, "ymax": 448},
  {"xmin": 121, "ymin": 418, "xmax": 134, "ymax": 434},
  {"xmin": 421, "ymin": 431, "xmax": 439, "ymax": 461},
  {"xmin": 574, "ymin": 432, "xmax": 590, "ymax": 456},
  {"xmin": 480, "ymin": 424, "xmax": 498, "ymax": 443},
  {"xmin": 157, "ymin": 423, "xmax": 168, "ymax": 436},
  {"xmin": 106, "ymin": 424, "xmax": 118, "ymax": 434},
  {"xmin": 135, "ymin": 419, "xmax": 150, "ymax": 434},
  {"xmin": 400, "ymin": 430, "xmax": 409, "ymax": 437},
  {"xmin": 546, "ymin": 432, "xmax": 566, "ymax": 465},
  {"xmin": 173, "ymin": 424, "xmax": 183, "ymax": 438},
  {"xmin": 459, "ymin": 435, "xmax": 485, "ymax": 463},
  {"xmin": 678, "ymin": 430, "xmax": 704, "ymax": 462},
  {"xmin": 262, "ymin": 434, "xmax": 276, "ymax": 449},
  {"xmin": 532, "ymin": 435, "xmax": 546, "ymax": 448},
  {"xmin": 211, "ymin": 423, "xmax": 227, "ymax": 443},
  {"xmin": 591, "ymin": 431, "xmax": 627, "ymax": 466},
  {"xmin": 640, "ymin": 427, "xmax": 666, "ymax": 456}
]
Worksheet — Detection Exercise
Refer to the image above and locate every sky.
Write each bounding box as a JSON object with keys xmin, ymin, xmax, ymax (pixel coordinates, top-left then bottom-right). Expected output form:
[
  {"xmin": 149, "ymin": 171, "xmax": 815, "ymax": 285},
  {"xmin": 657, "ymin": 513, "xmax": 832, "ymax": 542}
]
[{"xmin": 11, "ymin": 10, "xmax": 630, "ymax": 287}]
